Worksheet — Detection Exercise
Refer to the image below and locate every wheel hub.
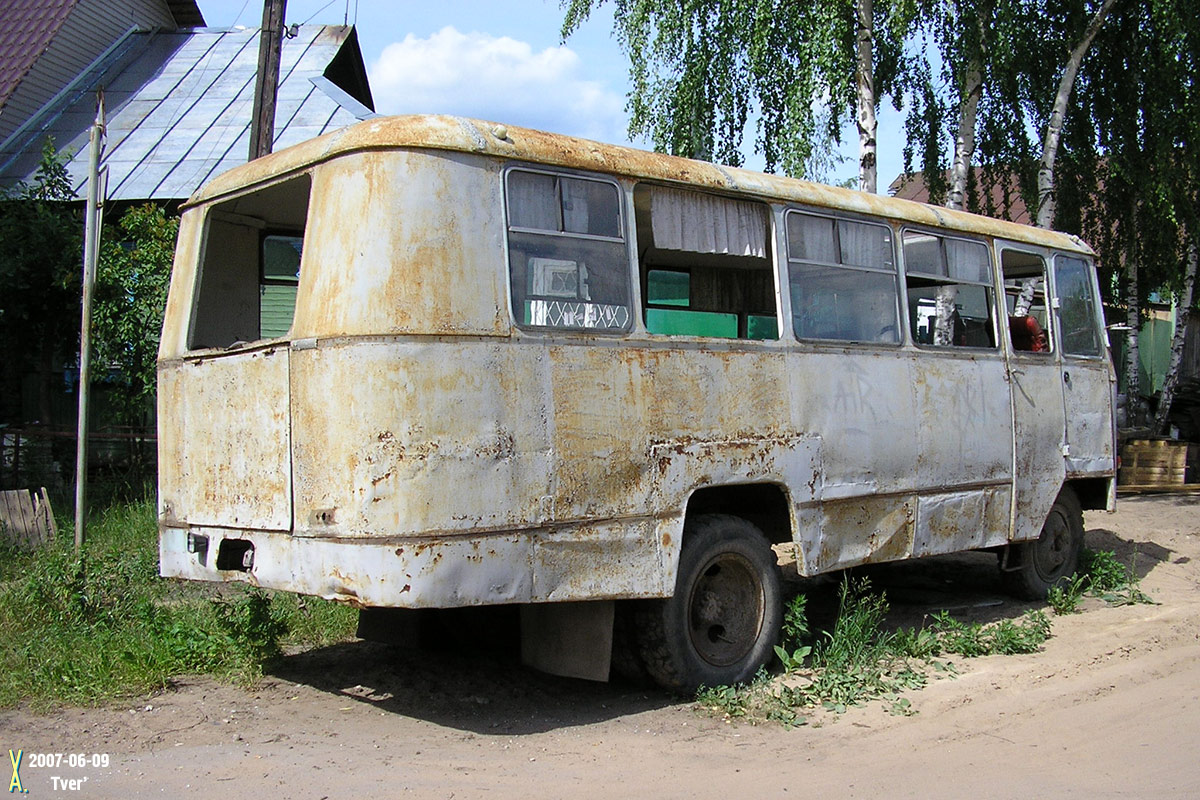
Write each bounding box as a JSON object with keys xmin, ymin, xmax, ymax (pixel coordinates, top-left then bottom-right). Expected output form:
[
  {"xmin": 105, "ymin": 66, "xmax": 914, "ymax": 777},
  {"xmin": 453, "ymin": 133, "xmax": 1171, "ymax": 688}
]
[{"xmin": 687, "ymin": 553, "xmax": 765, "ymax": 668}]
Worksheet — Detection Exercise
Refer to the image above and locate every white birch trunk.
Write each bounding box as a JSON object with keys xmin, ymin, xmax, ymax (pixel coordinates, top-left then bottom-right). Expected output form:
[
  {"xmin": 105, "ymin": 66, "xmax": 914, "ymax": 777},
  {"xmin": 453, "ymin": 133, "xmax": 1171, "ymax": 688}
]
[
  {"xmin": 948, "ymin": 4, "xmax": 990, "ymax": 212},
  {"xmin": 1035, "ymin": 0, "xmax": 1118, "ymax": 229},
  {"xmin": 934, "ymin": 286, "xmax": 959, "ymax": 346},
  {"xmin": 1154, "ymin": 239, "xmax": 1198, "ymax": 434},
  {"xmin": 856, "ymin": 0, "xmax": 877, "ymax": 194},
  {"xmin": 947, "ymin": 62, "xmax": 982, "ymax": 211}
]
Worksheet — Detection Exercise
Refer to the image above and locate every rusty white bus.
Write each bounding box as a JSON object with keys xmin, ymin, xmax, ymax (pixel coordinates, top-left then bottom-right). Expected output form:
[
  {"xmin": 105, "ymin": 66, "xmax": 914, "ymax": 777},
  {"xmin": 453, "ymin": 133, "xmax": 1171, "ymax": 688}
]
[{"xmin": 158, "ymin": 115, "xmax": 1115, "ymax": 690}]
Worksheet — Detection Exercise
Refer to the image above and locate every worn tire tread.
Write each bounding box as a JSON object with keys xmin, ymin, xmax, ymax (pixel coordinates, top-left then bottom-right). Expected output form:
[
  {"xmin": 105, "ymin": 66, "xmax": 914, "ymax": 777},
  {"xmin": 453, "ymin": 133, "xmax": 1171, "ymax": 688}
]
[
  {"xmin": 1002, "ymin": 486, "xmax": 1084, "ymax": 601},
  {"xmin": 633, "ymin": 513, "xmax": 782, "ymax": 692}
]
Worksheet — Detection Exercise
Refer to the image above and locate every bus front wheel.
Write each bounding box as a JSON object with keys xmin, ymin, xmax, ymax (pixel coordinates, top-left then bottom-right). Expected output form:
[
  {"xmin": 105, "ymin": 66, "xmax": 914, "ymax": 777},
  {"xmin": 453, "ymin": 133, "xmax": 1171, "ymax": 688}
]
[
  {"xmin": 635, "ymin": 514, "xmax": 782, "ymax": 692},
  {"xmin": 1001, "ymin": 487, "xmax": 1084, "ymax": 600}
]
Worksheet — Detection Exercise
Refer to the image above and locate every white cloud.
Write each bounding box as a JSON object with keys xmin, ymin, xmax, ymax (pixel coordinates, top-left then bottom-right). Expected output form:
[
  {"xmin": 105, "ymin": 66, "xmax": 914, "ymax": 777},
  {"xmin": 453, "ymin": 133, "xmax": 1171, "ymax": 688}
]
[{"xmin": 369, "ymin": 26, "xmax": 629, "ymax": 145}]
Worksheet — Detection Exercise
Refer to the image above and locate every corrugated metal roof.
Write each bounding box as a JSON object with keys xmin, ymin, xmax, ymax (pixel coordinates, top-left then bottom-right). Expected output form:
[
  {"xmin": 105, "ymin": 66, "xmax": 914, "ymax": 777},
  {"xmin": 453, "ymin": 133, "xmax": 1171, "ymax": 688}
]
[
  {"xmin": 0, "ymin": 0, "xmax": 79, "ymax": 111},
  {"xmin": 0, "ymin": 24, "xmax": 373, "ymax": 201}
]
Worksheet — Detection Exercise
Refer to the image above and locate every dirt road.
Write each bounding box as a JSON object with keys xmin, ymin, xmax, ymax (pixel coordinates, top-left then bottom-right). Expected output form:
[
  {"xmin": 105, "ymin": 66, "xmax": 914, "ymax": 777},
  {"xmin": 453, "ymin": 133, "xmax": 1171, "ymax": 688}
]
[{"xmin": 5, "ymin": 494, "xmax": 1199, "ymax": 799}]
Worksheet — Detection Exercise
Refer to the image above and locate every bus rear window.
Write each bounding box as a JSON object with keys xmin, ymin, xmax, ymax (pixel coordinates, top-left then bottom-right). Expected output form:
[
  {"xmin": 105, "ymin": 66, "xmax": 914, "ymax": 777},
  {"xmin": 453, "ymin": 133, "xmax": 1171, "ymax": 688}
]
[{"xmin": 190, "ymin": 174, "xmax": 311, "ymax": 350}]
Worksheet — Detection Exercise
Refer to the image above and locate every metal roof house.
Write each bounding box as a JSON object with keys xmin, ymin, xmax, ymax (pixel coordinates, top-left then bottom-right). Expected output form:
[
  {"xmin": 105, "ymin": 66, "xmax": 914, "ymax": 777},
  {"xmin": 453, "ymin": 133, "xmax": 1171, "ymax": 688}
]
[{"xmin": 0, "ymin": 0, "xmax": 375, "ymax": 204}]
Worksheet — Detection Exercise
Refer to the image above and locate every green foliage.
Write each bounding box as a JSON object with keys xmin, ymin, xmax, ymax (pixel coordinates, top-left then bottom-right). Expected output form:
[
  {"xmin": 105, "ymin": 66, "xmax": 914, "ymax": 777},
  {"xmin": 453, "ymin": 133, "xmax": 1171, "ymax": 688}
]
[
  {"xmin": 698, "ymin": 576, "xmax": 1058, "ymax": 726},
  {"xmin": 922, "ymin": 609, "xmax": 1051, "ymax": 657},
  {"xmin": 561, "ymin": 0, "xmax": 916, "ymax": 178},
  {"xmin": 0, "ymin": 498, "xmax": 357, "ymax": 709},
  {"xmin": 696, "ymin": 682, "xmax": 750, "ymax": 718},
  {"xmin": 93, "ymin": 204, "xmax": 179, "ymax": 423},
  {"xmin": 1044, "ymin": 549, "xmax": 1156, "ymax": 614},
  {"xmin": 0, "ymin": 140, "xmax": 82, "ymax": 422},
  {"xmin": 1080, "ymin": 548, "xmax": 1156, "ymax": 607},
  {"xmin": 1047, "ymin": 574, "xmax": 1088, "ymax": 615},
  {"xmin": 773, "ymin": 593, "xmax": 813, "ymax": 670},
  {"xmin": 798, "ymin": 578, "xmax": 928, "ymax": 711}
]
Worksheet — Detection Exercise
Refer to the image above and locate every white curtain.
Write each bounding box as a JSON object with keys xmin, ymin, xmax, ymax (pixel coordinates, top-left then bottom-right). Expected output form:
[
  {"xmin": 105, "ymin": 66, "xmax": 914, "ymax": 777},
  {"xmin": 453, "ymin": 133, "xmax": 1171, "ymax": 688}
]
[
  {"xmin": 650, "ymin": 186, "xmax": 767, "ymax": 257},
  {"xmin": 838, "ymin": 220, "xmax": 893, "ymax": 269},
  {"xmin": 508, "ymin": 171, "xmax": 560, "ymax": 231}
]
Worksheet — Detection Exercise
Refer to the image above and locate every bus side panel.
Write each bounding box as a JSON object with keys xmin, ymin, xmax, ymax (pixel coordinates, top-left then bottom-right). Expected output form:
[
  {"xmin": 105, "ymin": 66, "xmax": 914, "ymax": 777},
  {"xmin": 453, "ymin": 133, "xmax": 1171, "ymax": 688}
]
[
  {"xmin": 158, "ymin": 347, "xmax": 292, "ymax": 532},
  {"xmin": 911, "ymin": 354, "xmax": 1014, "ymax": 553},
  {"xmin": 290, "ymin": 339, "xmax": 554, "ymax": 538},
  {"xmin": 789, "ymin": 349, "xmax": 920, "ymax": 574}
]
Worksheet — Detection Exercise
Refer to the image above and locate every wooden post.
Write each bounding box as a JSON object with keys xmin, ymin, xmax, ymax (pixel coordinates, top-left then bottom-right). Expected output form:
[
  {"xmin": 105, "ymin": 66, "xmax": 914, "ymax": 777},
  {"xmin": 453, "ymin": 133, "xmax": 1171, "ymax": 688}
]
[
  {"xmin": 249, "ymin": 0, "xmax": 287, "ymax": 161},
  {"xmin": 76, "ymin": 90, "xmax": 106, "ymax": 554}
]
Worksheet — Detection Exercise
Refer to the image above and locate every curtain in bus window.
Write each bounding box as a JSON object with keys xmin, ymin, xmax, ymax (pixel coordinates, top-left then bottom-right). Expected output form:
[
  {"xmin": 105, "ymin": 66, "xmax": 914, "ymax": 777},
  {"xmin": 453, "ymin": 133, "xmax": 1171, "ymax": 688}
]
[
  {"xmin": 508, "ymin": 171, "xmax": 560, "ymax": 231},
  {"xmin": 561, "ymin": 178, "xmax": 621, "ymax": 237},
  {"xmin": 1054, "ymin": 256, "xmax": 1103, "ymax": 356},
  {"xmin": 904, "ymin": 232, "xmax": 996, "ymax": 349},
  {"xmin": 649, "ymin": 186, "xmax": 767, "ymax": 257},
  {"xmin": 788, "ymin": 213, "xmax": 837, "ymax": 263},
  {"xmin": 787, "ymin": 210, "xmax": 900, "ymax": 344},
  {"xmin": 946, "ymin": 238, "xmax": 990, "ymax": 283},
  {"xmin": 838, "ymin": 220, "xmax": 893, "ymax": 268}
]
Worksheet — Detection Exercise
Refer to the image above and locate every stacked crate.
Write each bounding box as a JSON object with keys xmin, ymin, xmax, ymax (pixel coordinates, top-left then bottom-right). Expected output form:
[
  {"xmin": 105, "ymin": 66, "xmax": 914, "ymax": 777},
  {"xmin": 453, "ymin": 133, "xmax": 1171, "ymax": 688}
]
[{"xmin": 1120, "ymin": 439, "xmax": 1189, "ymax": 487}]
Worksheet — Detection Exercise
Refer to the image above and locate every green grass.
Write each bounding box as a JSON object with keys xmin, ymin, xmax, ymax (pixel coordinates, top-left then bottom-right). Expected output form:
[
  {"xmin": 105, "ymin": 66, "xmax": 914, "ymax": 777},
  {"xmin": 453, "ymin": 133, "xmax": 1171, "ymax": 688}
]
[
  {"xmin": 0, "ymin": 498, "xmax": 358, "ymax": 709},
  {"xmin": 1046, "ymin": 548, "xmax": 1156, "ymax": 615},
  {"xmin": 697, "ymin": 575, "xmax": 1056, "ymax": 726},
  {"xmin": 697, "ymin": 546, "xmax": 1157, "ymax": 726}
]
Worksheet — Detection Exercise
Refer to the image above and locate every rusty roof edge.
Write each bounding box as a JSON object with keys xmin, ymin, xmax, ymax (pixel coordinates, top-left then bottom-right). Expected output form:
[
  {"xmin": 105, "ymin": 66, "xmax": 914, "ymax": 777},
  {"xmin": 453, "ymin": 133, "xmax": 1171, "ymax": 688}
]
[{"xmin": 183, "ymin": 114, "xmax": 1093, "ymax": 254}]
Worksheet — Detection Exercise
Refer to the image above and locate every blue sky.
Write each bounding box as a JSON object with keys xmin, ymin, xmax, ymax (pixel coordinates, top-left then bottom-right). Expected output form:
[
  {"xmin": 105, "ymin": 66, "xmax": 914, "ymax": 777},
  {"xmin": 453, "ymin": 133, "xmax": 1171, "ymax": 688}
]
[{"xmin": 196, "ymin": 1, "xmax": 904, "ymax": 191}]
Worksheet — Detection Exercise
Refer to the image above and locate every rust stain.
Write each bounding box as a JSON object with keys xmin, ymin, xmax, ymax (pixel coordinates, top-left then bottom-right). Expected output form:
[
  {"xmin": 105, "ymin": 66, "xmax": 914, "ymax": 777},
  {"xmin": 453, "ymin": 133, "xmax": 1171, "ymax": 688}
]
[{"xmin": 187, "ymin": 115, "xmax": 1094, "ymax": 260}]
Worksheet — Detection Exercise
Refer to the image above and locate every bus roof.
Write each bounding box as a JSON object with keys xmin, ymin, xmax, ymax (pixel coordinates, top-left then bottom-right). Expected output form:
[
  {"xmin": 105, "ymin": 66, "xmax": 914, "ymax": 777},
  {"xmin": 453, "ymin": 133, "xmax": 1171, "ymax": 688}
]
[{"xmin": 189, "ymin": 114, "xmax": 1092, "ymax": 256}]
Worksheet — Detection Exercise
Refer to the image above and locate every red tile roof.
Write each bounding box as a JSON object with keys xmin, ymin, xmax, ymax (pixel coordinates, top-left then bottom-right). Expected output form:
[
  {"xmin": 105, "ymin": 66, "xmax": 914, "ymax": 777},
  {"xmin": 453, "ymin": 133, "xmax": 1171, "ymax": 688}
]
[
  {"xmin": 889, "ymin": 169, "xmax": 1033, "ymax": 225},
  {"xmin": 0, "ymin": 0, "xmax": 79, "ymax": 112}
]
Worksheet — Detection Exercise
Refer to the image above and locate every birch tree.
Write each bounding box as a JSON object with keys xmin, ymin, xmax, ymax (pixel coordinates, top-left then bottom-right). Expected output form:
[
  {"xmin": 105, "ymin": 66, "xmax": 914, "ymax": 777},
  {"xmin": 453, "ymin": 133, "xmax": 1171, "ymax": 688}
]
[
  {"xmin": 561, "ymin": 0, "xmax": 914, "ymax": 186},
  {"xmin": 1034, "ymin": 0, "xmax": 1118, "ymax": 229},
  {"xmin": 1061, "ymin": 0, "xmax": 1200, "ymax": 422},
  {"xmin": 1155, "ymin": 242, "xmax": 1198, "ymax": 434}
]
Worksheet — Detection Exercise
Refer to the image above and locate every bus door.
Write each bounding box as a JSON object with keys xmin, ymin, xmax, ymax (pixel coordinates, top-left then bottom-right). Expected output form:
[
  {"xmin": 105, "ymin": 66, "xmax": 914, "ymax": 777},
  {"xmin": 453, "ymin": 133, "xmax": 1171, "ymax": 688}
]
[
  {"xmin": 1051, "ymin": 253, "xmax": 1116, "ymax": 492},
  {"xmin": 998, "ymin": 244, "xmax": 1067, "ymax": 541}
]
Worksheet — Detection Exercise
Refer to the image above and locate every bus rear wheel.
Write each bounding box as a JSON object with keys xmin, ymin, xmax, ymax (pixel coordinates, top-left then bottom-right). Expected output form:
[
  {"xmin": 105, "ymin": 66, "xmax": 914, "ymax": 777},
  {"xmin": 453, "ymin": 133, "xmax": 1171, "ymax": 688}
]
[
  {"xmin": 635, "ymin": 514, "xmax": 782, "ymax": 692},
  {"xmin": 1001, "ymin": 487, "xmax": 1084, "ymax": 600}
]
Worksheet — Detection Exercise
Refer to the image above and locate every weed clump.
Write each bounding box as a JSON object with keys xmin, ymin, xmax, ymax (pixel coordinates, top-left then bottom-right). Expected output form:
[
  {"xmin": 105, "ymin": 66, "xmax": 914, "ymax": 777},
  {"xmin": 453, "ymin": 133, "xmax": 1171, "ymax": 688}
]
[{"xmin": 1047, "ymin": 549, "xmax": 1155, "ymax": 615}]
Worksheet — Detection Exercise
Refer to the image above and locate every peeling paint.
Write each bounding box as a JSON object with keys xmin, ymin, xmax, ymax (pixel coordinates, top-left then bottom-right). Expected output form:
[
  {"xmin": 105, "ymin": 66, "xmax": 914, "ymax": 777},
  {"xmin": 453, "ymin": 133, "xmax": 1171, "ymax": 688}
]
[{"xmin": 158, "ymin": 117, "xmax": 1114, "ymax": 621}]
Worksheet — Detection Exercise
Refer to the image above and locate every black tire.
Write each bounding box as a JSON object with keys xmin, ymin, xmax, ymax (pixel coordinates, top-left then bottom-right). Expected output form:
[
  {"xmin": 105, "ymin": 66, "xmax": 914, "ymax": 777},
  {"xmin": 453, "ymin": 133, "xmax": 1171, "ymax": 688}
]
[
  {"xmin": 1001, "ymin": 487, "xmax": 1084, "ymax": 600},
  {"xmin": 634, "ymin": 514, "xmax": 783, "ymax": 692}
]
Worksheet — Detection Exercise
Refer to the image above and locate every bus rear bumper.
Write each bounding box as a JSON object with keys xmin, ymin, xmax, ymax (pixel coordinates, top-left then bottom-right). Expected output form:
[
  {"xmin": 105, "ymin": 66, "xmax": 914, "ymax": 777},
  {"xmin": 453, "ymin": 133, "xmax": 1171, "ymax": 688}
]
[{"xmin": 159, "ymin": 520, "xmax": 671, "ymax": 607}]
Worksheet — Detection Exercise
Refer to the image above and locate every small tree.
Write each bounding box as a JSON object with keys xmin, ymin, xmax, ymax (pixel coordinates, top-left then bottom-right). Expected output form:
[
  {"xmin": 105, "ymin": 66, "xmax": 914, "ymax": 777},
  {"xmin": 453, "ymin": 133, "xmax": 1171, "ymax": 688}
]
[
  {"xmin": 93, "ymin": 204, "xmax": 179, "ymax": 425},
  {"xmin": 0, "ymin": 141, "xmax": 82, "ymax": 425}
]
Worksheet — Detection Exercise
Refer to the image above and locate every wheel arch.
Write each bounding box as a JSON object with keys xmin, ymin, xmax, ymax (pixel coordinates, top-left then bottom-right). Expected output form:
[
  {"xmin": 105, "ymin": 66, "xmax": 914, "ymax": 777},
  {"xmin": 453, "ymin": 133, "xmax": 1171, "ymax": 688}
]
[{"xmin": 682, "ymin": 482, "xmax": 793, "ymax": 547}]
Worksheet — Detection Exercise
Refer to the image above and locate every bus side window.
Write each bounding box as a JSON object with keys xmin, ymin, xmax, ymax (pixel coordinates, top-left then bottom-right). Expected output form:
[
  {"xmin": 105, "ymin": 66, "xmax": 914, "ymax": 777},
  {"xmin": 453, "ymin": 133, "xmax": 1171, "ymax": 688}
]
[
  {"xmin": 1053, "ymin": 255, "xmax": 1104, "ymax": 357},
  {"xmin": 505, "ymin": 169, "xmax": 632, "ymax": 332},
  {"xmin": 903, "ymin": 232, "xmax": 997, "ymax": 349},
  {"xmin": 635, "ymin": 185, "xmax": 776, "ymax": 340},
  {"xmin": 786, "ymin": 211, "xmax": 900, "ymax": 344},
  {"xmin": 1000, "ymin": 249, "xmax": 1054, "ymax": 354}
]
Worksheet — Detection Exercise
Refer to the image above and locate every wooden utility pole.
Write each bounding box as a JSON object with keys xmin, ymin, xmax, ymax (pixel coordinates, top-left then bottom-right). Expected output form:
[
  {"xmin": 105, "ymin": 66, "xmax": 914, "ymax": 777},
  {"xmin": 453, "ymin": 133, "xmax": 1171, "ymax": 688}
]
[
  {"xmin": 249, "ymin": 0, "xmax": 287, "ymax": 160},
  {"xmin": 76, "ymin": 90, "xmax": 106, "ymax": 553}
]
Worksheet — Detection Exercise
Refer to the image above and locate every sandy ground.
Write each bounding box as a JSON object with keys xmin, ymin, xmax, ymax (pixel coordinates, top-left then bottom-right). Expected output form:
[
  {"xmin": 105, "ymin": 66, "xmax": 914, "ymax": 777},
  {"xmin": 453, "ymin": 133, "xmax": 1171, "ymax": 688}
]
[{"xmin": 4, "ymin": 493, "xmax": 1199, "ymax": 799}]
